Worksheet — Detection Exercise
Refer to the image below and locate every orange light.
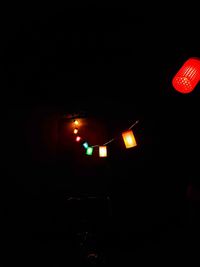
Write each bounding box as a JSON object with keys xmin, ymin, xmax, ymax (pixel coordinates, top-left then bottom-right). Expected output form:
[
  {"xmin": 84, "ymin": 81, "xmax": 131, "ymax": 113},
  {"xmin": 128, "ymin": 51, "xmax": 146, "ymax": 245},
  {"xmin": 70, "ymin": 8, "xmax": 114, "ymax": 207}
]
[
  {"xmin": 99, "ymin": 146, "xmax": 107, "ymax": 157},
  {"xmin": 122, "ymin": 130, "xmax": 137, "ymax": 148},
  {"xmin": 74, "ymin": 120, "xmax": 79, "ymax": 125},
  {"xmin": 76, "ymin": 136, "xmax": 81, "ymax": 142},
  {"xmin": 73, "ymin": 128, "xmax": 78, "ymax": 134},
  {"xmin": 172, "ymin": 57, "xmax": 200, "ymax": 93}
]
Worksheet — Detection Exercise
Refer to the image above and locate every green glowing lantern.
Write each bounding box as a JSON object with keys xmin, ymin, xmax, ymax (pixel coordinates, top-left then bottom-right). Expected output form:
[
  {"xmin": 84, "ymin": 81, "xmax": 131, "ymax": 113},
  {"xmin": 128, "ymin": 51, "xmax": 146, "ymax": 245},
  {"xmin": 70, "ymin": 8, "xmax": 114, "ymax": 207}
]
[{"xmin": 86, "ymin": 146, "xmax": 93, "ymax": 155}]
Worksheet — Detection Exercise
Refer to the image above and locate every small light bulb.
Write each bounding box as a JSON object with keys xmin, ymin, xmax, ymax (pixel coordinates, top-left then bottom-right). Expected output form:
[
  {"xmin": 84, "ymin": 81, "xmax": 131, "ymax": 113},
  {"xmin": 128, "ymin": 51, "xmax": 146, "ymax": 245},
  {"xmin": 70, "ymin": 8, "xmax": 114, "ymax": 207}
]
[
  {"xmin": 76, "ymin": 136, "xmax": 81, "ymax": 142},
  {"xmin": 73, "ymin": 128, "xmax": 78, "ymax": 134},
  {"xmin": 99, "ymin": 146, "xmax": 107, "ymax": 157},
  {"xmin": 74, "ymin": 120, "xmax": 79, "ymax": 125},
  {"xmin": 83, "ymin": 142, "xmax": 89, "ymax": 149}
]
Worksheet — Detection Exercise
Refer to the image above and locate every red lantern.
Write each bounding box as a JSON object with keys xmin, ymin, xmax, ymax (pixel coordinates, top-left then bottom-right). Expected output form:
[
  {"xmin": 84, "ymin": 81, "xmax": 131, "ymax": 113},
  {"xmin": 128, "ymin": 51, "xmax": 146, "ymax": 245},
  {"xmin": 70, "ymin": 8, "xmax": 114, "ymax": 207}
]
[{"xmin": 172, "ymin": 57, "xmax": 200, "ymax": 94}]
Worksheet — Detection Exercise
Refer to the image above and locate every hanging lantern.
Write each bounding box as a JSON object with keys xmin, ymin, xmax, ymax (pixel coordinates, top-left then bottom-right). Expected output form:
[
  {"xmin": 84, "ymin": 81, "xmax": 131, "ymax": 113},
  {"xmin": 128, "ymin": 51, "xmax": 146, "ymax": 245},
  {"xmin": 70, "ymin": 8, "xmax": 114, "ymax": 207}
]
[
  {"xmin": 99, "ymin": 146, "xmax": 107, "ymax": 157},
  {"xmin": 73, "ymin": 128, "xmax": 78, "ymax": 134},
  {"xmin": 75, "ymin": 136, "xmax": 81, "ymax": 142},
  {"xmin": 172, "ymin": 57, "xmax": 200, "ymax": 93},
  {"xmin": 86, "ymin": 146, "xmax": 93, "ymax": 155},
  {"xmin": 122, "ymin": 129, "xmax": 137, "ymax": 149},
  {"xmin": 83, "ymin": 142, "xmax": 89, "ymax": 149},
  {"xmin": 74, "ymin": 119, "xmax": 79, "ymax": 126}
]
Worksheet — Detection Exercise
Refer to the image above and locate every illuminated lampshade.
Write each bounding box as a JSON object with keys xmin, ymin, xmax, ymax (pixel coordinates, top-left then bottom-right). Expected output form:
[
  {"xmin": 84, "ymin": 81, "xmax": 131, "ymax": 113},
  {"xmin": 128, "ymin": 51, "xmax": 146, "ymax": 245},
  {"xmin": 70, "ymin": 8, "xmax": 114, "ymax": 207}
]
[
  {"xmin": 75, "ymin": 136, "xmax": 81, "ymax": 142},
  {"xmin": 172, "ymin": 57, "xmax": 200, "ymax": 93},
  {"xmin": 99, "ymin": 146, "xmax": 107, "ymax": 157},
  {"xmin": 73, "ymin": 128, "xmax": 78, "ymax": 134},
  {"xmin": 122, "ymin": 130, "xmax": 137, "ymax": 148},
  {"xmin": 83, "ymin": 142, "xmax": 89, "ymax": 149},
  {"xmin": 86, "ymin": 146, "xmax": 93, "ymax": 155}
]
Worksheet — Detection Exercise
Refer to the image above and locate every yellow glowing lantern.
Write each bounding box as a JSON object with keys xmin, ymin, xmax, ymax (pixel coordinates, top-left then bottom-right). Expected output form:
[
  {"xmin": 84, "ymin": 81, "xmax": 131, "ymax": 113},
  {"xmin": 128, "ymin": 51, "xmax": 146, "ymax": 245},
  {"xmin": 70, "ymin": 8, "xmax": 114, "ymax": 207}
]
[
  {"xmin": 99, "ymin": 146, "xmax": 107, "ymax": 157},
  {"xmin": 122, "ymin": 129, "xmax": 137, "ymax": 148},
  {"xmin": 74, "ymin": 119, "xmax": 79, "ymax": 126}
]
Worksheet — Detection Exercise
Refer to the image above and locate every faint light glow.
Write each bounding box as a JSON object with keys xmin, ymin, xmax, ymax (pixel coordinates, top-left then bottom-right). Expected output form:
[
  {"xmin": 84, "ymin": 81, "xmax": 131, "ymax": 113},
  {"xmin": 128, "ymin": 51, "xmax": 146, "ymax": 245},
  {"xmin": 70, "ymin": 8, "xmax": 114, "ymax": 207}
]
[
  {"xmin": 99, "ymin": 146, "xmax": 107, "ymax": 157},
  {"xmin": 83, "ymin": 142, "xmax": 89, "ymax": 149},
  {"xmin": 76, "ymin": 136, "xmax": 81, "ymax": 142},
  {"xmin": 172, "ymin": 57, "xmax": 200, "ymax": 93},
  {"xmin": 86, "ymin": 146, "xmax": 93, "ymax": 155},
  {"xmin": 122, "ymin": 130, "xmax": 137, "ymax": 148},
  {"xmin": 73, "ymin": 128, "xmax": 78, "ymax": 134}
]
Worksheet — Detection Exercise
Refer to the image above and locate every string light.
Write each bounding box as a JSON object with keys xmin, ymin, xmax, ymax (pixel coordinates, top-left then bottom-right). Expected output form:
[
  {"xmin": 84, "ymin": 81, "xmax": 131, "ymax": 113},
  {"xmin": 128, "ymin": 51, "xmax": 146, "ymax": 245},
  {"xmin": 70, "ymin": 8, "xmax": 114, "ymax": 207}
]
[
  {"xmin": 122, "ymin": 130, "xmax": 137, "ymax": 148},
  {"xmin": 86, "ymin": 146, "xmax": 93, "ymax": 156},
  {"xmin": 83, "ymin": 142, "xmax": 89, "ymax": 149},
  {"xmin": 75, "ymin": 136, "xmax": 81, "ymax": 142},
  {"xmin": 69, "ymin": 116, "xmax": 139, "ymax": 158},
  {"xmin": 74, "ymin": 119, "xmax": 79, "ymax": 125},
  {"xmin": 73, "ymin": 128, "xmax": 78, "ymax": 134},
  {"xmin": 99, "ymin": 146, "xmax": 107, "ymax": 157}
]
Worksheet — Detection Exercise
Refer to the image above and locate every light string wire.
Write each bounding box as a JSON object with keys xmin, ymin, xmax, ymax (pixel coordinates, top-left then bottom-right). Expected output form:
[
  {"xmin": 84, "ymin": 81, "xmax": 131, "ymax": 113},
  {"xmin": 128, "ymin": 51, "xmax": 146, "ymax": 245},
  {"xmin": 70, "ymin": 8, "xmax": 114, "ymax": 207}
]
[{"xmin": 91, "ymin": 120, "xmax": 139, "ymax": 148}]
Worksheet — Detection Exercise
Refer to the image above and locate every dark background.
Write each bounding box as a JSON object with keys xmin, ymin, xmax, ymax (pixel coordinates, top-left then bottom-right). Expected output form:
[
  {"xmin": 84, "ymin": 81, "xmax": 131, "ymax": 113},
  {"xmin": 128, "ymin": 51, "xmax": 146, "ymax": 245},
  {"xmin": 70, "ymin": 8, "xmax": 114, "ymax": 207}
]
[{"xmin": 2, "ymin": 4, "xmax": 200, "ymax": 266}]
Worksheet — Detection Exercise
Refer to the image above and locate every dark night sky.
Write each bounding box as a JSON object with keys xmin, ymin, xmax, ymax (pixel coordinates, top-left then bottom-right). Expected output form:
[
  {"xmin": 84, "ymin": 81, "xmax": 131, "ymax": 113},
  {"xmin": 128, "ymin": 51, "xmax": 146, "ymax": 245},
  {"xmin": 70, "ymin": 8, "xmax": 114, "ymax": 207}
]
[{"xmin": 2, "ymin": 5, "xmax": 200, "ymax": 265}]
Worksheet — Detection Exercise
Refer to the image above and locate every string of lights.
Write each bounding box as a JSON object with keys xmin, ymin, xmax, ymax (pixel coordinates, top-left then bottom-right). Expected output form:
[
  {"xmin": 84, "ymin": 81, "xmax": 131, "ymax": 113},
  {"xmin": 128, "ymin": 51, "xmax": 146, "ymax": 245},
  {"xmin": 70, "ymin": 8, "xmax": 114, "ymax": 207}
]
[
  {"xmin": 91, "ymin": 120, "xmax": 139, "ymax": 148},
  {"xmin": 70, "ymin": 118, "xmax": 139, "ymax": 157},
  {"xmin": 63, "ymin": 57, "xmax": 200, "ymax": 158}
]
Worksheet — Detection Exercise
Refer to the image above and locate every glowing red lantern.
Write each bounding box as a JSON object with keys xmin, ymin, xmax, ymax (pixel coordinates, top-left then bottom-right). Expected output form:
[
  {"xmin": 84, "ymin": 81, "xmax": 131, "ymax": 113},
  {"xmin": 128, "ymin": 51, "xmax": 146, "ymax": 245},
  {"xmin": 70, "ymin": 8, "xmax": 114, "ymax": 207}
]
[{"xmin": 172, "ymin": 57, "xmax": 200, "ymax": 94}]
